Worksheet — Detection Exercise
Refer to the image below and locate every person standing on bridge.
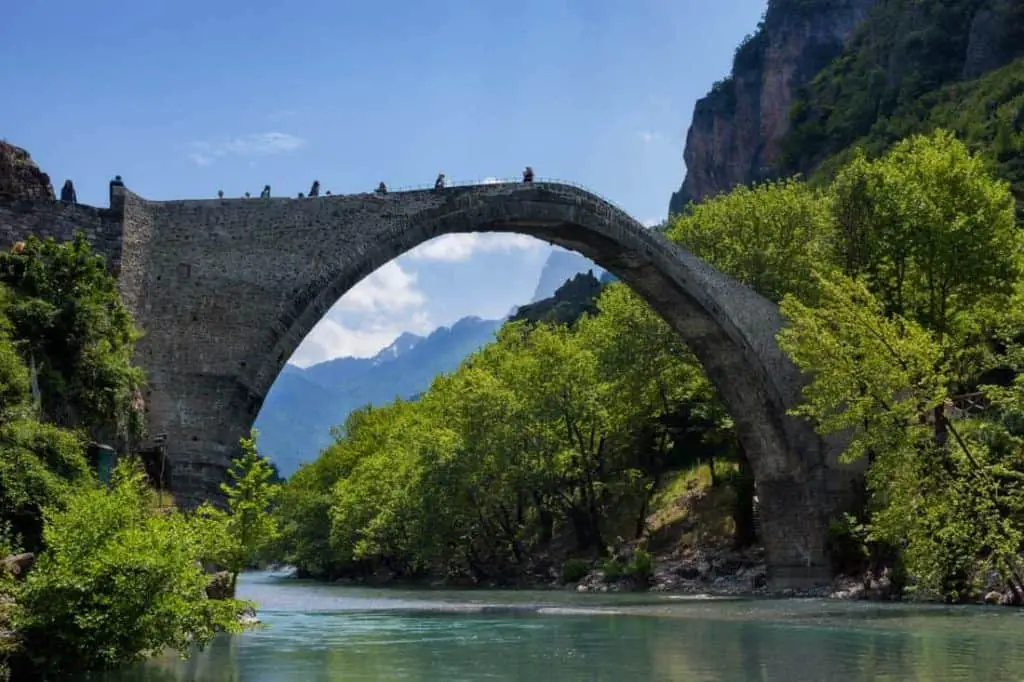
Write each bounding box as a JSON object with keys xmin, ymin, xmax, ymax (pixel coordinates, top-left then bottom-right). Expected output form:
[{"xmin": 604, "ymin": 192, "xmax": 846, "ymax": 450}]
[
  {"xmin": 308, "ymin": 180, "xmax": 320, "ymax": 197},
  {"xmin": 377, "ymin": 182, "xmax": 388, "ymax": 195},
  {"xmin": 260, "ymin": 185, "xmax": 271, "ymax": 199},
  {"xmin": 523, "ymin": 166, "xmax": 534, "ymax": 183},
  {"xmin": 60, "ymin": 179, "xmax": 77, "ymax": 203},
  {"xmin": 434, "ymin": 173, "xmax": 446, "ymax": 190}
]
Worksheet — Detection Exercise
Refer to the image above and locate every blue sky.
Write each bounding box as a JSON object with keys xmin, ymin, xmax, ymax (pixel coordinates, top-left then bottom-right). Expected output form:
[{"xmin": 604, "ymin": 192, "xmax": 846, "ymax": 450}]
[{"xmin": 3, "ymin": 0, "xmax": 766, "ymax": 365}]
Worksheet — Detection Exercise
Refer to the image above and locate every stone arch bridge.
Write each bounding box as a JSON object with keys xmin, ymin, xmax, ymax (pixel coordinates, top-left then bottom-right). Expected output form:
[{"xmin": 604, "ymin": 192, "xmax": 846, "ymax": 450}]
[{"xmin": 0, "ymin": 180, "xmax": 861, "ymax": 589}]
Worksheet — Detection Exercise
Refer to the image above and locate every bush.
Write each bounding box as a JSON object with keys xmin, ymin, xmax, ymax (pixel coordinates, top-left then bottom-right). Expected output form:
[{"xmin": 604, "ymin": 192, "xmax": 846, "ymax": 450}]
[
  {"xmin": 626, "ymin": 549, "xmax": 654, "ymax": 584},
  {"xmin": 560, "ymin": 558, "xmax": 591, "ymax": 584},
  {"xmin": 599, "ymin": 557, "xmax": 624, "ymax": 582},
  {"xmin": 12, "ymin": 462, "xmax": 246, "ymax": 678}
]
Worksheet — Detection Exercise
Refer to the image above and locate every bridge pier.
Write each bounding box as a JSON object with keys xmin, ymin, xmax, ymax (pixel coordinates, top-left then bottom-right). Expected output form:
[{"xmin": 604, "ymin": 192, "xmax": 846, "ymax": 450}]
[{"xmin": 756, "ymin": 478, "xmax": 831, "ymax": 589}]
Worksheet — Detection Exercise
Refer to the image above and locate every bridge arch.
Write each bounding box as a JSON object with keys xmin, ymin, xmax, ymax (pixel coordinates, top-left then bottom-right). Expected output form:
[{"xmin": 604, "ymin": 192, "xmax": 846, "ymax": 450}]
[
  {"xmin": 113, "ymin": 181, "xmax": 859, "ymax": 590},
  {"xmin": 249, "ymin": 181, "xmax": 841, "ymax": 589}
]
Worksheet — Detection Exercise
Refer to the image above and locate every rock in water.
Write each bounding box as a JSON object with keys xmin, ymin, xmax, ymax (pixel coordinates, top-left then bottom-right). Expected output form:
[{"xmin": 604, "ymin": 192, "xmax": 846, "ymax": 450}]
[{"xmin": 205, "ymin": 570, "xmax": 234, "ymax": 600}]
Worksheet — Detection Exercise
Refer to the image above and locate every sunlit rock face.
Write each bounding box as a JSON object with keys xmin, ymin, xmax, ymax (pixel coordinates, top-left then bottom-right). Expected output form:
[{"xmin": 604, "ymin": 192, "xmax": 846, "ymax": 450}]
[
  {"xmin": 0, "ymin": 141, "xmax": 55, "ymax": 202},
  {"xmin": 668, "ymin": 0, "xmax": 876, "ymax": 215}
]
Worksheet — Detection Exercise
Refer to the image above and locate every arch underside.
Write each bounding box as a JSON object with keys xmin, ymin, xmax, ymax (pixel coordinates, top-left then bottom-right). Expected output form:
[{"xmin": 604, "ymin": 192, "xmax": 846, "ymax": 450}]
[{"xmin": 252, "ymin": 188, "xmax": 821, "ymax": 488}]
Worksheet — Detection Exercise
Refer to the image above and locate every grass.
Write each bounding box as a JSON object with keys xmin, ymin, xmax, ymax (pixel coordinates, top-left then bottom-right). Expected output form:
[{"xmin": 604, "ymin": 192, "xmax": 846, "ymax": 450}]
[{"xmin": 644, "ymin": 459, "xmax": 738, "ymax": 555}]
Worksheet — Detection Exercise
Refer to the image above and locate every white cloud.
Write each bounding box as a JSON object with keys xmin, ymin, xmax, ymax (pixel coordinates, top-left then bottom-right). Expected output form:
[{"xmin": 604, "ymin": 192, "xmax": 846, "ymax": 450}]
[
  {"xmin": 291, "ymin": 312, "xmax": 433, "ymax": 366},
  {"xmin": 289, "ymin": 261, "xmax": 431, "ymax": 366},
  {"xmin": 331, "ymin": 261, "xmax": 425, "ymax": 314},
  {"xmin": 637, "ymin": 131, "xmax": 664, "ymax": 144},
  {"xmin": 643, "ymin": 217, "xmax": 664, "ymax": 228},
  {"xmin": 187, "ymin": 132, "xmax": 306, "ymax": 166},
  {"xmin": 407, "ymin": 233, "xmax": 543, "ymax": 263},
  {"xmin": 480, "ymin": 176, "xmax": 502, "ymax": 184}
]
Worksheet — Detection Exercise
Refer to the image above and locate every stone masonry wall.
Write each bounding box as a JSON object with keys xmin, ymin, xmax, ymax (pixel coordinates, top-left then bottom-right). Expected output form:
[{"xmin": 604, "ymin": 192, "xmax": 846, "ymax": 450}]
[{"xmin": 0, "ymin": 199, "xmax": 124, "ymax": 268}]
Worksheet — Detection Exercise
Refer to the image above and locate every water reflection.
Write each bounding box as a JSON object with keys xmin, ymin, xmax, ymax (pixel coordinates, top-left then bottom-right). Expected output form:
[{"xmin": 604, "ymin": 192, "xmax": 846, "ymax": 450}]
[{"xmin": 95, "ymin": 575, "xmax": 1024, "ymax": 682}]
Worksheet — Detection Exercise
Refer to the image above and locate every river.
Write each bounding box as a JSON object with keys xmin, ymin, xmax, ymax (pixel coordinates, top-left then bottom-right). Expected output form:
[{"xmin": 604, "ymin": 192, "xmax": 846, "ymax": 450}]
[{"xmin": 97, "ymin": 571, "xmax": 1023, "ymax": 681}]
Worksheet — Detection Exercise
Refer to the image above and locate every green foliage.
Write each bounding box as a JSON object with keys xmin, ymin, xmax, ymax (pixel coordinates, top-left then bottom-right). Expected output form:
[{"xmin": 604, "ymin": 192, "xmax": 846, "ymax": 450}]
[
  {"xmin": 0, "ymin": 233, "xmax": 145, "ymax": 440},
  {"xmin": 626, "ymin": 548, "xmax": 654, "ymax": 583},
  {"xmin": 778, "ymin": 273, "xmax": 1024, "ymax": 600},
  {"xmin": 199, "ymin": 431, "xmax": 280, "ymax": 589},
  {"xmin": 667, "ymin": 178, "xmax": 834, "ymax": 303},
  {"xmin": 559, "ymin": 558, "xmax": 590, "ymax": 584},
  {"xmin": 0, "ymin": 285, "xmax": 91, "ymax": 552},
  {"xmin": 13, "ymin": 462, "xmax": 247, "ymax": 678},
  {"xmin": 275, "ymin": 285, "xmax": 728, "ymax": 582},
  {"xmin": 829, "ymin": 130, "xmax": 1021, "ymax": 343},
  {"xmin": 780, "ymin": 0, "xmax": 1000, "ymax": 175},
  {"xmin": 778, "ymin": 273, "xmax": 948, "ymax": 464},
  {"xmin": 0, "ymin": 417, "xmax": 89, "ymax": 553}
]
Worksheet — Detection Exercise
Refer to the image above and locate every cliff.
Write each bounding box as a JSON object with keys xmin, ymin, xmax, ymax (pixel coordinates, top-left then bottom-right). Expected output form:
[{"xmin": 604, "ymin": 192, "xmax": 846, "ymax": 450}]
[
  {"xmin": 669, "ymin": 0, "xmax": 1024, "ymax": 216},
  {"xmin": 668, "ymin": 0, "xmax": 876, "ymax": 215},
  {"xmin": 781, "ymin": 0, "xmax": 1024, "ymax": 176},
  {"xmin": 0, "ymin": 141, "xmax": 54, "ymax": 202}
]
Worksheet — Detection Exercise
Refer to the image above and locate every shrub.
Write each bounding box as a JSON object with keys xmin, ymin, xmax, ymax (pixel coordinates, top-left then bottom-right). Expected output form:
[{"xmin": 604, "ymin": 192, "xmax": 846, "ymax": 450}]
[
  {"xmin": 12, "ymin": 462, "xmax": 246, "ymax": 678},
  {"xmin": 560, "ymin": 558, "xmax": 591, "ymax": 584}
]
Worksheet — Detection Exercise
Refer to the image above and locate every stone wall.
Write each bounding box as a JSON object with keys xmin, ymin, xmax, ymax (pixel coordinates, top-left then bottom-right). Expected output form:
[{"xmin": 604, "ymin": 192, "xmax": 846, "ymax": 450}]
[{"xmin": 0, "ymin": 199, "xmax": 124, "ymax": 267}]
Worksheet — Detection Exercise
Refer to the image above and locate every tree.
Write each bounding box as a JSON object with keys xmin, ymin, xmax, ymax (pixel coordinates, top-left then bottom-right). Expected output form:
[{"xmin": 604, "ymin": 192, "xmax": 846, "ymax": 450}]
[
  {"xmin": 202, "ymin": 431, "xmax": 280, "ymax": 593},
  {"xmin": 576, "ymin": 283, "xmax": 735, "ymax": 538},
  {"xmin": 0, "ymin": 287, "xmax": 90, "ymax": 552},
  {"xmin": 830, "ymin": 130, "xmax": 1022, "ymax": 346},
  {"xmin": 667, "ymin": 178, "xmax": 834, "ymax": 303},
  {"xmin": 0, "ymin": 233, "xmax": 145, "ymax": 442},
  {"xmin": 778, "ymin": 273, "xmax": 1024, "ymax": 601},
  {"xmin": 13, "ymin": 462, "xmax": 245, "ymax": 678}
]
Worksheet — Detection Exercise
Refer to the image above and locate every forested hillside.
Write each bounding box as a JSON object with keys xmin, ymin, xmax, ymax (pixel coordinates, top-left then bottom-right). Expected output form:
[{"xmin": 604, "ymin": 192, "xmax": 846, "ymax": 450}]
[{"xmin": 782, "ymin": 0, "xmax": 1024, "ymax": 184}]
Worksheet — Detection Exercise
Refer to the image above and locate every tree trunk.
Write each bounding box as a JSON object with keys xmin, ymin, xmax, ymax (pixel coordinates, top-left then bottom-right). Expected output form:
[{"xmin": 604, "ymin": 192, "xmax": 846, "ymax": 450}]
[
  {"xmin": 571, "ymin": 509, "xmax": 604, "ymax": 553},
  {"xmin": 732, "ymin": 449, "xmax": 757, "ymax": 549}
]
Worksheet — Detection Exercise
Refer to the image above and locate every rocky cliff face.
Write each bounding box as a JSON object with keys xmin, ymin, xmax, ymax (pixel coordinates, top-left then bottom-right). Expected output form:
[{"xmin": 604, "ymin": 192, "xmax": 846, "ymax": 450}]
[
  {"xmin": 668, "ymin": 0, "xmax": 877, "ymax": 215},
  {"xmin": 0, "ymin": 141, "xmax": 54, "ymax": 202},
  {"xmin": 962, "ymin": 0, "xmax": 1024, "ymax": 80}
]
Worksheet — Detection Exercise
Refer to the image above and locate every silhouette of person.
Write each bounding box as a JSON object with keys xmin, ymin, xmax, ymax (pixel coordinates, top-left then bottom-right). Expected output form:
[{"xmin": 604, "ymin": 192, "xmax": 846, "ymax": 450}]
[{"xmin": 60, "ymin": 180, "xmax": 77, "ymax": 203}]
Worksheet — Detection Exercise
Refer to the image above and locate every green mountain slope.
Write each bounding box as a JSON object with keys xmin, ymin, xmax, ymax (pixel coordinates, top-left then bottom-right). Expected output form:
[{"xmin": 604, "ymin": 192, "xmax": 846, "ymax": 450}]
[{"xmin": 781, "ymin": 0, "xmax": 1024, "ymax": 195}]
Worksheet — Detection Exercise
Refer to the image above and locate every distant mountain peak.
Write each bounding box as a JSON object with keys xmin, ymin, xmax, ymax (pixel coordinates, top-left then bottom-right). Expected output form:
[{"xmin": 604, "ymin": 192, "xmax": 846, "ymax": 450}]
[
  {"xmin": 531, "ymin": 249, "xmax": 605, "ymax": 303},
  {"xmin": 255, "ymin": 315, "xmax": 503, "ymax": 477},
  {"xmin": 372, "ymin": 331, "xmax": 424, "ymax": 365}
]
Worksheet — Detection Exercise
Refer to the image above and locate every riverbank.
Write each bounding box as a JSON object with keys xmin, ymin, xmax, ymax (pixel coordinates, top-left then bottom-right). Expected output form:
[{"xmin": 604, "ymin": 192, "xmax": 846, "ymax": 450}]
[{"xmin": 319, "ymin": 462, "xmax": 1022, "ymax": 608}]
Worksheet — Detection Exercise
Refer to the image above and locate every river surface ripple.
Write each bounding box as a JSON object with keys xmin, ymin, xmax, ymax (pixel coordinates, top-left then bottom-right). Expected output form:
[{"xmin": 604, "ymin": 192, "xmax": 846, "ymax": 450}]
[{"xmin": 96, "ymin": 571, "xmax": 1024, "ymax": 681}]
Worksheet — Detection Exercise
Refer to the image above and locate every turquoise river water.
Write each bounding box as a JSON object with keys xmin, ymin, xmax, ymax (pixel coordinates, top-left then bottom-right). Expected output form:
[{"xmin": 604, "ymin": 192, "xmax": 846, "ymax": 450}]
[{"xmin": 96, "ymin": 571, "xmax": 1024, "ymax": 681}]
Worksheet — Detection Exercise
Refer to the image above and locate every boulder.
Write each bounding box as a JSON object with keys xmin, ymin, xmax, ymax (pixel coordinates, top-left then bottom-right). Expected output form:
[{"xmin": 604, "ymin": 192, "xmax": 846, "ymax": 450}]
[
  {"xmin": 205, "ymin": 570, "xmax": 234, "ymax": 600},
  {"xmin": 0, "ymin": 142, "xmax": 54, "ymax": 201},
  {"xmin": 1, "ymin": 552, "xmax": 36, "ymax": 579}
]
